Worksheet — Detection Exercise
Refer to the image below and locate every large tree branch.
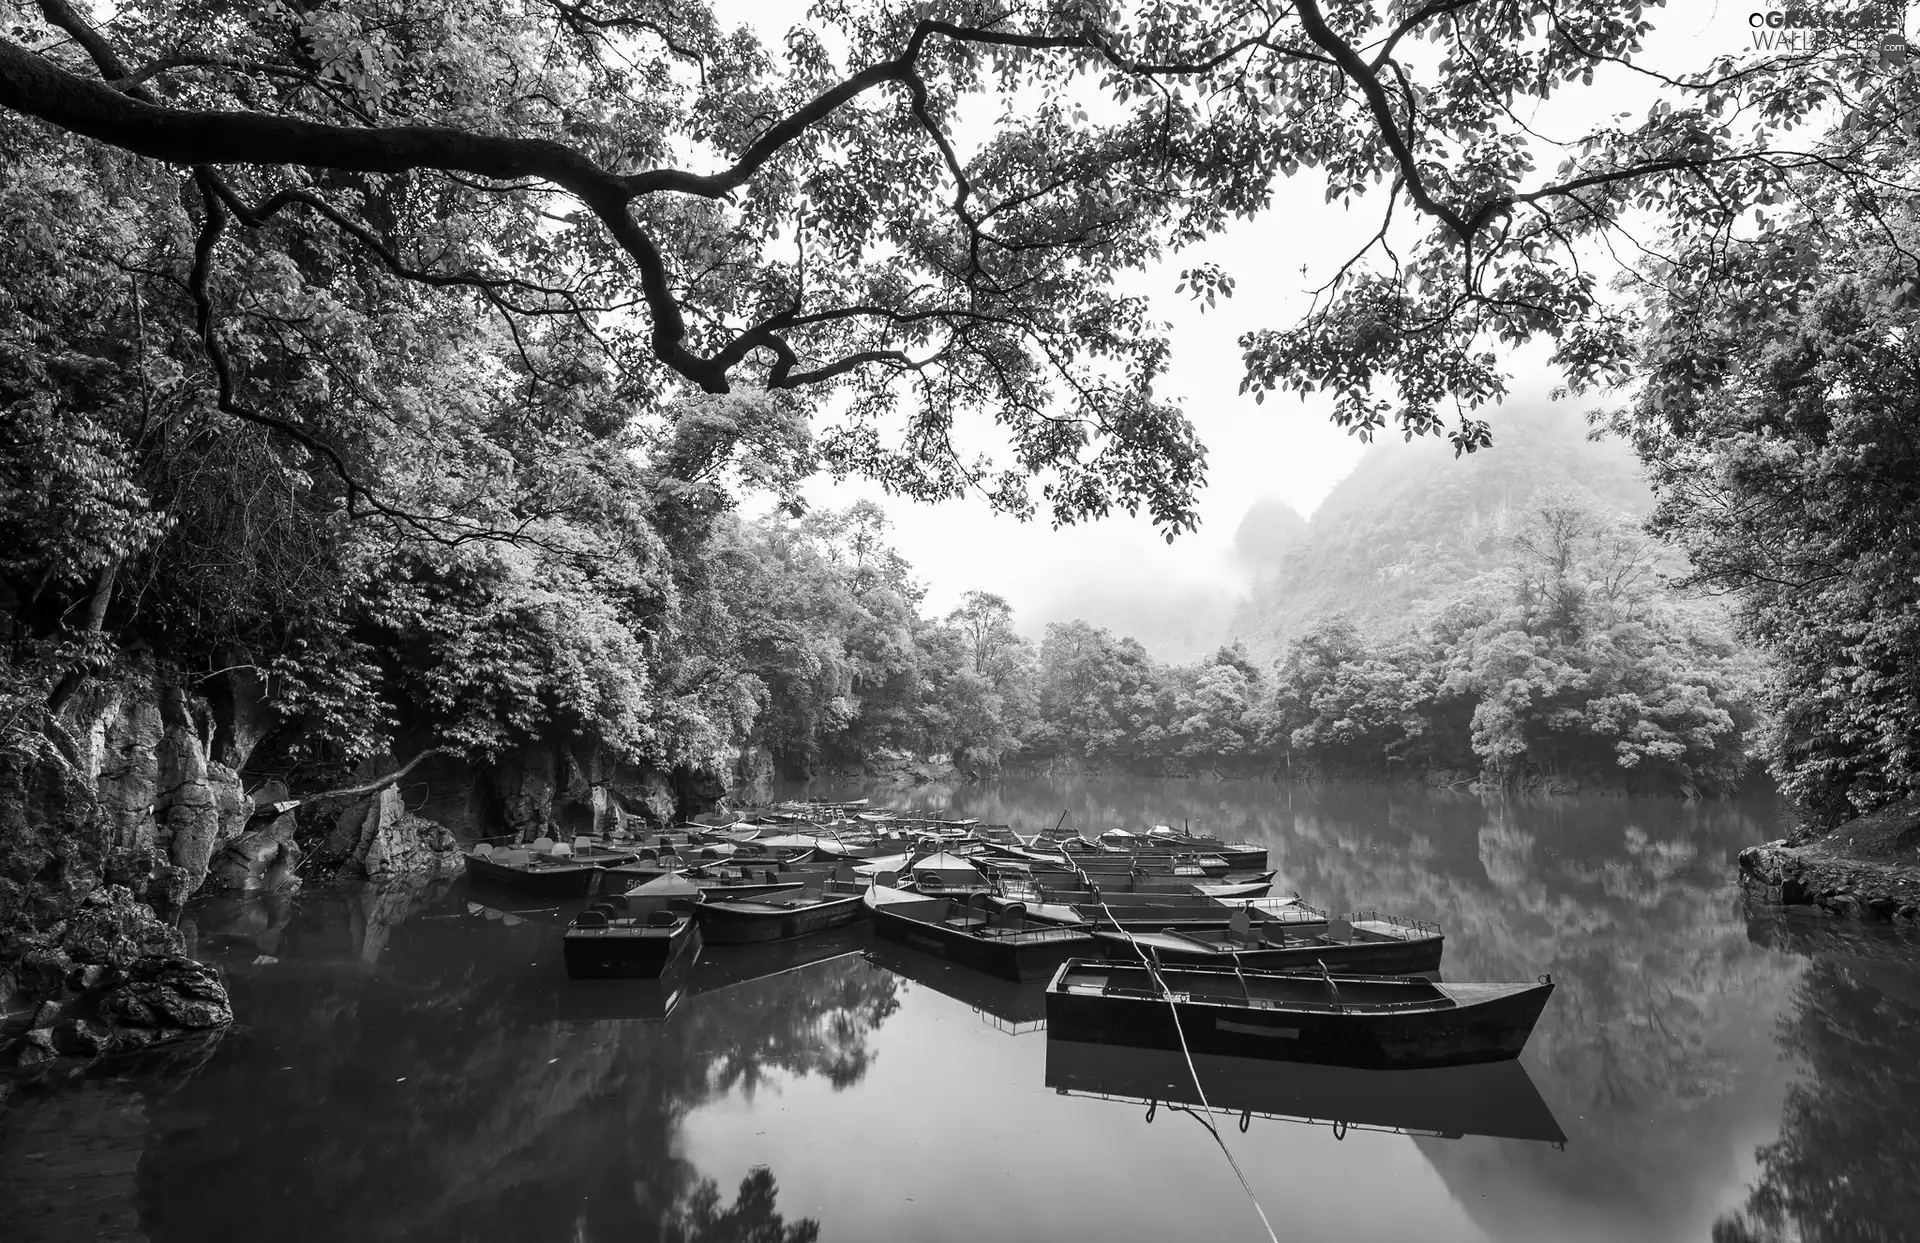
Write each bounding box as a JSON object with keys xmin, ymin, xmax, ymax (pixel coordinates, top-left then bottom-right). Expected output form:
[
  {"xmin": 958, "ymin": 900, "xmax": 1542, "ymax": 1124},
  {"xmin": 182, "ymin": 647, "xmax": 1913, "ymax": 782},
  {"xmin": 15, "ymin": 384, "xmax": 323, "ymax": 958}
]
[
  {"xmin": 267, "ymin": 746, "xmax": 452, "ymax": 814},
  {"xmin": 1292, "ymin": 0, "xmax": 1472, "ymax": 243},
  {"xmin": 0, "ymin": 39, "xmax": 638, "ymax": 191},
  {"xmin": 2, "ymin": 10, "xmax": 1304, "ymax": 404}
]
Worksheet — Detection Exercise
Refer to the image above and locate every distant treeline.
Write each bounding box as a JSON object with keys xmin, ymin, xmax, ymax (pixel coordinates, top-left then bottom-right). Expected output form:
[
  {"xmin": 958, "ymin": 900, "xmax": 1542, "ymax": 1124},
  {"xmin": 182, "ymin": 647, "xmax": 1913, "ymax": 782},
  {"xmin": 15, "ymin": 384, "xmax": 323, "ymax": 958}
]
[{"xmin": 766, "ymin": 495, "xmax": 1763, "ymax": 798}]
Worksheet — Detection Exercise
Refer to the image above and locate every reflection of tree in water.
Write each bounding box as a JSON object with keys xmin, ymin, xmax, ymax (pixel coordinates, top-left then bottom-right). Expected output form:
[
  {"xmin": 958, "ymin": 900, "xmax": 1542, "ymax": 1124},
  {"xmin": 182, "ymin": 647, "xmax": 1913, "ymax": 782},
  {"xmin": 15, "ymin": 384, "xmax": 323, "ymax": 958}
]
[
  {"xmin": 664, "ymin": 1168, "xmax": 816, "ymax": 1243},
  {"xmin": 137, "ymin": 885, "xmax": 897, "ymax": 1243},
  {"xmin": 1713, "ymin": 951, "xmax": 1920, "ymax": 1243},
  {"xmin": 889, "ymin": 775, "xmax": 1799, "ymax": 1241}
]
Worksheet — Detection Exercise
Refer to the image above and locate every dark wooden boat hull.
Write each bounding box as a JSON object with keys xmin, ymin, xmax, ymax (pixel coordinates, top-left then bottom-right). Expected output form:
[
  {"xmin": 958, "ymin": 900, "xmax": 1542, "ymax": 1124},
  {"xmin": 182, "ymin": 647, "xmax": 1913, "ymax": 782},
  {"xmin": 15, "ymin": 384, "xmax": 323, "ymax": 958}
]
[
  {"xmin": 466, "ymin": 853, "xmax": 605, "ymax": 896},
  {"xmin": 695, "ymin": 893, "xmax": 867, "ymax": 945},
  {"xmin": 564, "ymin": 916, "xmax": 699, "ymax": 979},
  {"xmin": 1091, "ymin": 930, "xmax": 1444, "ymax": 976},
  {"xmin": 1045, "ymin": 963, "xmax": 1553, "ymax": 1068},
  {"xmin": 867, "ymin": 899, "xmax": 1097, "ymax": 983}
]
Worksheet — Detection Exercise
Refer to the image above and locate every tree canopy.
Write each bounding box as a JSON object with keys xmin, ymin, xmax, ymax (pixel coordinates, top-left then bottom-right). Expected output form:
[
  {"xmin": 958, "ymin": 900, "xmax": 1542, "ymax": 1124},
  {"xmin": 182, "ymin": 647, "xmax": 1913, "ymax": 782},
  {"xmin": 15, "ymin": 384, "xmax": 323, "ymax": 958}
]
[{"xmin": 2, "ymin": 0, "xmax": 1905, "ymax": 534}]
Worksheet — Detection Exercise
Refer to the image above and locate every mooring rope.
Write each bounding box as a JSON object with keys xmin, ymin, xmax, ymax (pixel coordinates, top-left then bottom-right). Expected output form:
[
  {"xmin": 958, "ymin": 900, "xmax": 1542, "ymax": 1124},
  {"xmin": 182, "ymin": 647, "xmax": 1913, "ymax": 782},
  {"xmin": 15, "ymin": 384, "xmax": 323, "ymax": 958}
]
[{"xmin": 1095, "ymin": 898, "xmax": 1283, "ymax": 1243}]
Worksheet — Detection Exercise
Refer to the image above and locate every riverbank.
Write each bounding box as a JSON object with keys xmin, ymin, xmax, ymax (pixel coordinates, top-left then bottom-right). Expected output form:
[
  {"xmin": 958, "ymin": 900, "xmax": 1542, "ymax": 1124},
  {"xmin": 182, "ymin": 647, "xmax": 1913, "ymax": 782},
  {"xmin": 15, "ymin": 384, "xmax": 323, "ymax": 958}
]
[{"xmin": 1738, "ymin": 799, "xmax": 1920, "ymax": 922}]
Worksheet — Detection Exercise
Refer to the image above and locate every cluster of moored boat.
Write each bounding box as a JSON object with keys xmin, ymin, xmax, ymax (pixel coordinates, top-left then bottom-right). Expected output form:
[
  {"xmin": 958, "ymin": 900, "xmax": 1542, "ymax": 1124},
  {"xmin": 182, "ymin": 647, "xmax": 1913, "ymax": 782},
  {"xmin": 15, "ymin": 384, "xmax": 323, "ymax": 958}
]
[{"xmin": 465, "ymin": 798, "xmax": 1554, "ymax": 1069}]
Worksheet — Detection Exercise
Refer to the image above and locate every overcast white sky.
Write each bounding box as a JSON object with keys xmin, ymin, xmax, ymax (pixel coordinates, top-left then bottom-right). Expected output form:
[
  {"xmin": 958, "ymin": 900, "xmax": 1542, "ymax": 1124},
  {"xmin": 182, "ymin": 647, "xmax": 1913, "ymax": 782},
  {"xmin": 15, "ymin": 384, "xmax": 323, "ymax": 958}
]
[{"xmin": 716, "ymin": 1, "xmax": 1846, "ymax": 644}]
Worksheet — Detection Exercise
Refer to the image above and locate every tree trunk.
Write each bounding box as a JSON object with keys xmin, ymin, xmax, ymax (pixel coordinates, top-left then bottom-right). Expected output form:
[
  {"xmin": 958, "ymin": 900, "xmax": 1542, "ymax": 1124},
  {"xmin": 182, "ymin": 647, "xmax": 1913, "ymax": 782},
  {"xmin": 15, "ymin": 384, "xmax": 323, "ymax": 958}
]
[{"xmin": 45, "ymin": 556, "xmax": 121, "ymax": 717}]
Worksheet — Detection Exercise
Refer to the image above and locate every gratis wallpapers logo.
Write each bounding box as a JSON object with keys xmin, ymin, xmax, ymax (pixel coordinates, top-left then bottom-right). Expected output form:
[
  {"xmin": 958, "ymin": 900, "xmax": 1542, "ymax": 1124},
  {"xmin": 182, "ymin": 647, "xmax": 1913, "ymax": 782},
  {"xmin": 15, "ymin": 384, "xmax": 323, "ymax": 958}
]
[{"xmin": 1747, "ymin": 1, "xmax": 1909, "ymax": 64}]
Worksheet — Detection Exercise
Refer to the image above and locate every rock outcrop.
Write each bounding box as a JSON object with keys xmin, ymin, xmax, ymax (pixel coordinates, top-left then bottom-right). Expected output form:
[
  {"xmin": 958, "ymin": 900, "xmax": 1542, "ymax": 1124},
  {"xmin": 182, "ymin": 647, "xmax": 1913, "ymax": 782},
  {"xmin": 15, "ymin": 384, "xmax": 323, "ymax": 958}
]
[
  {"xmin": 207, "ymin": 809, "xmax": 303, "ymax": 894},
  {"xmin": 1739, "ymin": 841, "xmax": 1920, "ymax": 921},
  {"xmin": 307, "ymin": 787, "xmax": 462, "ymax": 882},
  {"xmin": 492, "ymin": 749, "xmax": 559, "ymax": 839},
  {"xmin": 4, "ymin": 885, "xmax": 232, "ymax": 1072},
  {"xmin": 347, "ymin": 787, "xmax": 463, "ymax": 881}
]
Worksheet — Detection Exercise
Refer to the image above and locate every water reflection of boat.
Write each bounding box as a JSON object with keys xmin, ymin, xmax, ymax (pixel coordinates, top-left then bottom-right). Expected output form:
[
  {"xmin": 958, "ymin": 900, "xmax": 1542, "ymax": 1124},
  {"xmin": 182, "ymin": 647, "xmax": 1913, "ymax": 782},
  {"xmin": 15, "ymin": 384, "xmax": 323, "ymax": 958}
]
[
  {"xmin": 687, "ymin": 925, "xmax": 872, "ymax": 996},
  {"xmin": 862, "ymin": 936, "xmax": 1050, "ymax": 1032},
  {"xmin": 1044, "ymin": 1038, "xmax": 1566, "ymax": 1143},
  {"xmin": 551, "ymin": 931, "xmax": 705, "ymax": 1024},
  {"xmin": 1046, "ymin": 960, "xmax": 1553, "ymax": 1067}
]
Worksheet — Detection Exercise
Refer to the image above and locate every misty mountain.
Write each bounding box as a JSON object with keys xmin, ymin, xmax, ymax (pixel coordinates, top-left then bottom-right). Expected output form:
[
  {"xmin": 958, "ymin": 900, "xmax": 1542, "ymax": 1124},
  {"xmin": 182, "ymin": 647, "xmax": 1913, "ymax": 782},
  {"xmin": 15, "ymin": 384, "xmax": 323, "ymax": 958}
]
[
  {"xmin": 1227, "ymin": 404, "xmax": 1654, "ymax": 657},
  {"xmin": 1228, "ymin": 495, "xmax": 1310, "ymax": 570}
]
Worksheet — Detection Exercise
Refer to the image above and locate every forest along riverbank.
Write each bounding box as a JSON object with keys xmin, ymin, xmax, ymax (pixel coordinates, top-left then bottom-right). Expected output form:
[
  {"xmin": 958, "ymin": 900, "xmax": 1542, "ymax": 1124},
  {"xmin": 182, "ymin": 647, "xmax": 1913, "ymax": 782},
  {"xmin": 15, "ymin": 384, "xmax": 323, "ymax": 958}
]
[{"xmin": 7, "ymin": 779, "xmax": 1918, "ymax": 1243}]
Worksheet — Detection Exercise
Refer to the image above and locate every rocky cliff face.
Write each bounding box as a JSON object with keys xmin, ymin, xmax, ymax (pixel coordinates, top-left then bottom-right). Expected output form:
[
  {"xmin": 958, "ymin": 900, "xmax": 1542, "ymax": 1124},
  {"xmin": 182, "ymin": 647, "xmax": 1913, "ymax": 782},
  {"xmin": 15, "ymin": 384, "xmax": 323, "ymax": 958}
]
[
  {"xmin": 3, "ymin": 672, "xmax": 250, "ymax": 1072},
  {"xmin": 4, "ymin": 671, "xmax": 736, "ymax": 1077}
]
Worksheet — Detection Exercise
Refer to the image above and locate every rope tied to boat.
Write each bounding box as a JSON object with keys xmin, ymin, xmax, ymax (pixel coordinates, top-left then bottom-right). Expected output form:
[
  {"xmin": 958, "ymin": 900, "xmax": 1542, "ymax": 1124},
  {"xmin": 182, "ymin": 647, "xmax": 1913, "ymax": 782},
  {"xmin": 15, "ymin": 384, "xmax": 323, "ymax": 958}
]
[{"xmin": 1096, "ymin": 897, "xmax": 1282, "ymax": 1243}]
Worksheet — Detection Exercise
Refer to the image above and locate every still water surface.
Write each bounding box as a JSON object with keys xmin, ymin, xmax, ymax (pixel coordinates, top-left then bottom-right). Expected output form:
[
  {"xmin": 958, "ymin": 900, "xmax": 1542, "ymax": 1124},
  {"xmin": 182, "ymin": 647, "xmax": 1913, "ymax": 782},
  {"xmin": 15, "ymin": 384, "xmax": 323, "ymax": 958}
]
[{"xmin": 5, "ymin": 777, "xmax": 1918, "ymax": 1243}]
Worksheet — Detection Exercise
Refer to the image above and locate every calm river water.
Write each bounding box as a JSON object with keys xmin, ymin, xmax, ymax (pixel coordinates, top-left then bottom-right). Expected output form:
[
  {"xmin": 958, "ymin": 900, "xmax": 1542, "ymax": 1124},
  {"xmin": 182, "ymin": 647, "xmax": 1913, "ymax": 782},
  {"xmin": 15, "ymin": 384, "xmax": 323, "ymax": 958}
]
[{"xmin": 5, "ymin": 777, "xmax": 1919, "ymax": 1243}]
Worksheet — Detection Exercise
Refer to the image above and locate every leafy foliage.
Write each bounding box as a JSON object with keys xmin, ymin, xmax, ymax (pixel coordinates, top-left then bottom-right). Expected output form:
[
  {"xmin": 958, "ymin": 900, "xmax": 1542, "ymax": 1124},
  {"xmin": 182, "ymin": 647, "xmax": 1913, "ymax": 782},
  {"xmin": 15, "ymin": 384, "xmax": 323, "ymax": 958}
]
[{"xmin": 1621, "ymin": 187, "xmax": 1920, "ymax": 820}]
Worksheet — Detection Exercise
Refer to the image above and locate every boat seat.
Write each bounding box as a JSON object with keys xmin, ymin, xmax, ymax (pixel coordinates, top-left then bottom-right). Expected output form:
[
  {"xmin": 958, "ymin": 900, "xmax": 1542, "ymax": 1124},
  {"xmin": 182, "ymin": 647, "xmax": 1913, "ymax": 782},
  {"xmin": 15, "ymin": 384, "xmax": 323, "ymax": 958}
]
[
  {"xmin": 572, "ymin": 835, "xmax": 594, "ymax": 850},
  {"xmin": 549, "ymin": 841, "xmax": 575, "ymax": 858},
  {"xmin": 573, "ymin": 911, "xmax": 608, "ymax": 929},
  {"xmin": 648, "ymin": 910, "xmax": 680, "ymax": 927},
  {"xmin": 667, "ymin": 896, "xmax": 697, "ymax": 913},
  {"xmin": 471, "ymin": 842, "xmax": 494, "ymax": 858},
  {"xmin": 700, "ymin": 847, "xmax": 720, "ymax": 859},
  {"xmin": 601, "ymin": 895, "xmax": 631, "ymax": 915},
  {"xmin": 1327, "ymin": 917, "xmax": 1353, "ymax": 942},
  {"xmin": 1263, "ymin": 924, "xmax": 1291, "ymax": 948},
  {"xmin": 530, "ymin": 836, "xmax": 555, "ymax": 853}
]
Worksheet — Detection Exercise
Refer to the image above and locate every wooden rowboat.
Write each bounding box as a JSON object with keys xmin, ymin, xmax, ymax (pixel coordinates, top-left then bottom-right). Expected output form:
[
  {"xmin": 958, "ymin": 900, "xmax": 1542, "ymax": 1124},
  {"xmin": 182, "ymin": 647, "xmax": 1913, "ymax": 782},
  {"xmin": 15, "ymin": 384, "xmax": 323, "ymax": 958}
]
[
  {"xmin": 563, "ymin": 901, "xmax": 700, "ymax": 979},
  {"xmin": 1044, "ymin": 959, "xmax": 1553, "ymax": 1068},
  {"xmin": 863, "ymin": 884, "xmax": 1098, "ymax": 983},
  {"xmin": 1056, "ymin": 849, "xmax": 1233, "ymax": 878},
  {"xmin": 1022, "ymin": 890, "xmax": 1319, "ymax": 932},
  {"xmin": 563, "ymin": 874, "xmax": 704, "ymax": 979},
  {"xmin": 1090, "ymin": 910, "xmax": 1444, "ymax": 976},
  {"xmin": 695, "ymin": 889, "xmax": 867, "ymax": 945},
  {"xmin": 466, "ymin": 846, "xmax": 625, "ymax": 896}
]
